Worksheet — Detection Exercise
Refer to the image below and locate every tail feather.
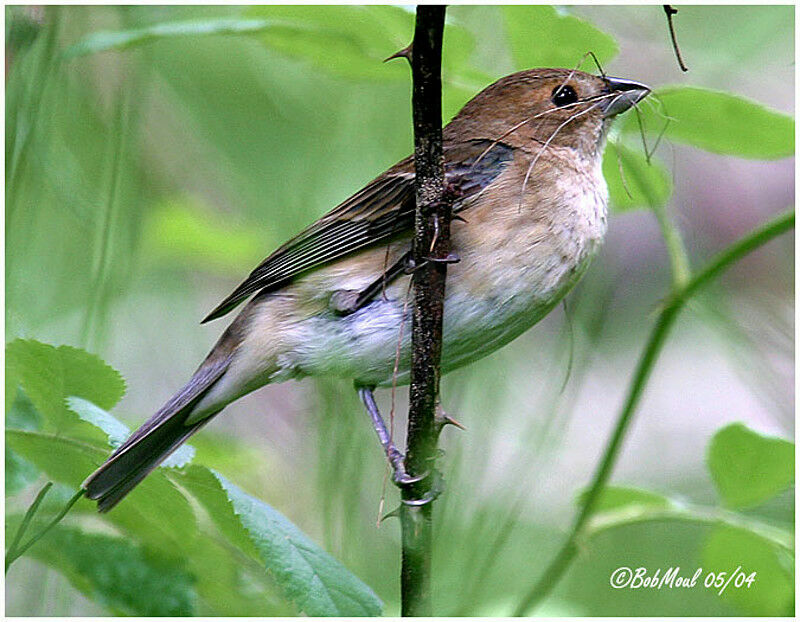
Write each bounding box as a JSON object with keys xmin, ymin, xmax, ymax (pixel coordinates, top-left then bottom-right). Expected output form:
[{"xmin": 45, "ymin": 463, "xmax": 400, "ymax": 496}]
[
  {"xmin": 83, "ymin": 353, "xmax": 232, "ymax": 512},
  {"xmin": 93, "ymin": 416, "xmax": 212, "ymax": 512}
]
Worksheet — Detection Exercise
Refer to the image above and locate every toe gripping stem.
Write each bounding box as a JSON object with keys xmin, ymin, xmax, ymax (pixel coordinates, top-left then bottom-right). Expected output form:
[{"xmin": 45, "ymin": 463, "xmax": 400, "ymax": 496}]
[{"xmin": 357, "ymin": 386, "xmax": 465, "ymax": 507}]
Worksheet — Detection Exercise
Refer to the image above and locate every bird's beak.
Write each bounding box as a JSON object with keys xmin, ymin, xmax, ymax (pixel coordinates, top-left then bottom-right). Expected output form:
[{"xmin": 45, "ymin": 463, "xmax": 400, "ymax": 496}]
[{"xmin": 600, "ymin": 76, "xmax": 651, "ymax": 117}]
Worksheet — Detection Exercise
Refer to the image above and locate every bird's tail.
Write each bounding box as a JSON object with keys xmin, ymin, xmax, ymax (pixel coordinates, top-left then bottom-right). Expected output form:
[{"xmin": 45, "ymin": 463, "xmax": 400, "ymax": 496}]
[{"xmin": 83, "ymin": 353, "xmax": 233, "ymax": 512}]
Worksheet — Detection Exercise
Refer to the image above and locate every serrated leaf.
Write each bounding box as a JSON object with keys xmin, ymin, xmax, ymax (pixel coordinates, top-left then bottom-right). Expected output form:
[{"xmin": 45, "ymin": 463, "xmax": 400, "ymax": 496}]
[
  {"xmin": 7, "ymin": 429, "xmax": 197, "ymax": 555},
  {"xmin": 66, "ymin": 397, "xmax": 130, "ymax": 449},
  {"xmin": 6, "ymin": 340, "xmax": 69, "ymax": 430},
  {"xmin": 23, "ymin": 525, "xmax": 196, "ymax": 616},
  {"xmin": 175, "ymin": 465, "xmax": 382, "ymax": 616},
  {"xmin": 707, "ymin": 423, "xmax": 794, "ymax": 509},
  {"xmin": 63, "ymin": 395, "xmax": 194, "ymax": 465},
  {"xmin": 162, "ymin": 443, "xmax": 196, "ymax": 469},
  {"xmin": 502, "ymin": 6, "xmax": 617, "ymax": 72},
  {"xmin": 57, "ymin": 345, "xmax": 126, "ymax": 410},
  {"xmin": 703, "ymin": 525, "xmax": 793, "ymax": 616},
  {"xmin": 603, "ymin": 142, "xmax": 673, "ymax": 212},
  {"xmin": 623, "ymin": 86, "xmax": 794, "ymax": 159},
  {"xmin": 5, "ymin": 340, "xmax": 126, "ymax": 436}
]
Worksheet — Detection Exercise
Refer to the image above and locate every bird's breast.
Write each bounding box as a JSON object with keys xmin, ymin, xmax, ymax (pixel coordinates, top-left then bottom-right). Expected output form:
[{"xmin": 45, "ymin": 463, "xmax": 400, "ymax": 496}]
[
  {"xmin": 449, "ymin": 152, "xmax": 607, "ymax": 303},
  {"xmin": 258, "ymin": 151, "xmax": 609, "ymax": 386}
]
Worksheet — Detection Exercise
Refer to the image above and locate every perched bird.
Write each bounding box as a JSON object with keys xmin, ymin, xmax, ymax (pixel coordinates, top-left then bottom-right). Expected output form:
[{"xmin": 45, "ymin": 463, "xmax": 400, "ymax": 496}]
[{"xmin": 84, "ymin": 67, "xmax": 649, "ymax": 511}]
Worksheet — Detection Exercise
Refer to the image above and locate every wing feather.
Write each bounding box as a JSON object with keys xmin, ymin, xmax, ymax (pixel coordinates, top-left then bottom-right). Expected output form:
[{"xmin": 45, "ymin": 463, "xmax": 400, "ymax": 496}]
[{"xmin": 202, "ymin": 140, "xmax": 513, "ymax": 323}]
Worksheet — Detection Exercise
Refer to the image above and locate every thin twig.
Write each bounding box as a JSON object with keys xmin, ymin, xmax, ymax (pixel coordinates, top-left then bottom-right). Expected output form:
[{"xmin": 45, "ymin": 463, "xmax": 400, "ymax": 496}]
[{"xmin": 663, "ymin": 5, "xmax": 689, "ymax": 72}]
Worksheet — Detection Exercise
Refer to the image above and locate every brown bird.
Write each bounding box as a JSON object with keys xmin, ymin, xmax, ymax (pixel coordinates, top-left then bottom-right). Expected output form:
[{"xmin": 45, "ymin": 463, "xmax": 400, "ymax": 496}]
[{"xmin": 84, "ymin": 68, "xmax": 649, "ymax": 511}]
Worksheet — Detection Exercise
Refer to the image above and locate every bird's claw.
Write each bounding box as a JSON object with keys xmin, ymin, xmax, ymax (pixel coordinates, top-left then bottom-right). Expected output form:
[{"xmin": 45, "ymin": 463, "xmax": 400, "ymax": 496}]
[
  {"xmin": 401, "ymin": 490, "xmax": 437, "ymax": 507},
  {"xmin": 400, "ymin": 469, "xmax": 444, "ymax": 506},
  {"xmin": 392, "ymin": 466, "xmax": 430, "ymax": 487},
  {"xmin": 426, "ymin": 251, "xmax": 461, "ymax": 265},
  {"xmin": 403, "ymin": 252, "xmax": 461, "ymax": 275}
]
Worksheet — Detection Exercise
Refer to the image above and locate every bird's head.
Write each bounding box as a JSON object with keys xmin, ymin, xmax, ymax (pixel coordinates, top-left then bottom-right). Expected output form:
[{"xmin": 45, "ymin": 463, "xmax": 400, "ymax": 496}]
[{"xmin": 446, "ymin": 68, "xmax": 650, "ymax": 160}]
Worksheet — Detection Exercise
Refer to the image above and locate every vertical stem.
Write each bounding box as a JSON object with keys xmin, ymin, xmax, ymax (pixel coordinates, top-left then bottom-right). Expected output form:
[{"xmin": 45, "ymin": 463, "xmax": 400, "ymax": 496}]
[
  {"xmin": 513, "ymin": 209, "xmax": 793, "ymax": 615},
  {"xmin": 401, "ymin": 5, "xmax": 447, "ymax": 617}
]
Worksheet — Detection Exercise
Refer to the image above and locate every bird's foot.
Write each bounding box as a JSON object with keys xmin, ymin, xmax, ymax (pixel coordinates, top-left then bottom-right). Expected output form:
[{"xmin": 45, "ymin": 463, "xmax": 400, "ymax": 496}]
[
  {"xmin": 401, "ymin": 468, "xmax": 444, "ymax": 507},
  {"xmin": 386, "ymin": 444, "xmax": 430, "ymax": 487},
  {"xmin": 426, "ymin": 251, "xmax": 461, "ymax": 265},
  {"xmin": 403, "ymin": 251, "xmax": 461, "ymax": 275}
]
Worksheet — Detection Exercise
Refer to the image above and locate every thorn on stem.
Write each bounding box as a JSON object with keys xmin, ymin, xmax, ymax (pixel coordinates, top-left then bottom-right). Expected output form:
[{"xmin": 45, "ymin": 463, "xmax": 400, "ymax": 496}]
[
  {"xmin": 384, "ymin": 43, "xmax": 413, "ymax": 65},
  {"xmin": 443, "ymin": 415, "xmax": 466, "ymax": 430},
  {"xmin": 380, "ymin": 505, "xmax": 402, "ymax": 523},
  {"xmin": 435, "ymin": 404, "xmax": 466, "ymax": 432}
]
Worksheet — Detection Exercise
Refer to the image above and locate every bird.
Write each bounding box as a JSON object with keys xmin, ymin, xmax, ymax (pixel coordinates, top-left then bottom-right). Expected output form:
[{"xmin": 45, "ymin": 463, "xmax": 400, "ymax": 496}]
[{"xmin": 83, "ymin": 67, "xmax": 650, "ymax": 511}]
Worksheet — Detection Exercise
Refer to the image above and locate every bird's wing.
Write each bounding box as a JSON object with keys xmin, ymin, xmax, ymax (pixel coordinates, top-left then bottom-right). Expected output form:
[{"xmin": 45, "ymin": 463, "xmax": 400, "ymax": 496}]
[{"xmin": 202, "ymin": 140, "xmax": 513, "ymax": 322}]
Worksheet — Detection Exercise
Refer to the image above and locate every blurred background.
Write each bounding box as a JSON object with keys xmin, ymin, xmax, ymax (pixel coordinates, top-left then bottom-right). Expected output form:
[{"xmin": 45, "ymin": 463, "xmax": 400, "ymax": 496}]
[{"xmin": 5, "ymin": 5, "xmax": 793, "ymax": 616}]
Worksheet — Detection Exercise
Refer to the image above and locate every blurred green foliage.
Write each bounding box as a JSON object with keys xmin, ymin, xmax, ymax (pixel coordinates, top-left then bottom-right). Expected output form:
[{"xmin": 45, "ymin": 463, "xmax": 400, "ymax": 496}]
[
  {"xmin": 5, "ymin": 4, "xmax": 793, "ymax": 617},
  {"xmin": 7, "ymin": 339, "xmax": 380, "ymax": 616},
  {"xmin": 622, "ymin": 86, "xmax": 795, "ymax": 159},
  {"xmin": 707, "ymin": 423, "xmax": 794, "ymax": 510}
]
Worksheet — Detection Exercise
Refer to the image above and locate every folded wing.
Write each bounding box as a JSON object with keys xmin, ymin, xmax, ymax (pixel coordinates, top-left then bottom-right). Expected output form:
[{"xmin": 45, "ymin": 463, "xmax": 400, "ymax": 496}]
[{"xmin": 202, "ymin": 140, "xmax": 513, "ymax": 323}]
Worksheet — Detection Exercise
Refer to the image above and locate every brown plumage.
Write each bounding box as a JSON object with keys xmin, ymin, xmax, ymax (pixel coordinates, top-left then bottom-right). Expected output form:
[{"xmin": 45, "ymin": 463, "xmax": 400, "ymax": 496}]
[{"xmin": 83, "ymin": 68, "xmax": 649, "ymax": 511}]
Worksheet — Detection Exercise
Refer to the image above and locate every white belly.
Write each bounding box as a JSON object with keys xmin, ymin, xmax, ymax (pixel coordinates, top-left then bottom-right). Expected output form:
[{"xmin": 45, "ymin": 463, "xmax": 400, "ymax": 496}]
[
  {"xmin": 294, "ymin": 166, "xmax": 608, "ymax": 386},
  {"xmin": 192, "ymin": 151, "xmax": 608, "ymax": 416}
]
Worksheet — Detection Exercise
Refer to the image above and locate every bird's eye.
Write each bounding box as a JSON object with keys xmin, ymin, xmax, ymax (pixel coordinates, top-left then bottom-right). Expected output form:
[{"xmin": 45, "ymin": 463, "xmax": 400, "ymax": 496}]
[{"xmin": 551, "ymin": 85, "xmax": 578, "ymax": 107}]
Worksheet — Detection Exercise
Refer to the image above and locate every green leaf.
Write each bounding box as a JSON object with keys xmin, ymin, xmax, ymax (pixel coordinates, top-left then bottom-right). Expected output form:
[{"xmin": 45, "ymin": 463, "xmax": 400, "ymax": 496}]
[
  {"xmin": 62, "ymin": 7, "xmax": 478, "ymax": 84},
  {"xmin": 707, "ymin": 423, "xmax": 794, "ymax": 509},
  {"xmin": 249, "ymin": 6, "xmax": 475, "ymax": 82},
  {"xmin": 502, "ymin": 6, "xmax": 617, "ymax": 72},
  {"xmin": 245, "ymin": 6, "xmax": 411, "ymax": 81},
  {"xmin": 161, "ymin": 443, "xmax": 196, "ymax": 469},
  {"xmin": 443, "ymin": 66, "xmax": 495, "ymax": 121},
  {"xmin": 64, "ymin": 395, "xmax": 194, "ymax": 465},
  {"xmin": 703, "ymin": 525, "xmax": 793, "ymax": 616},
  {"xmin": 182, "ymin": 528, "xmax": 293, "ymax": 616},
  {"xmin": 7, "ymin": 388, "xmax": 43, "ymax": 431},
  {"xmin": 5, "ymin": 391, "xmax": 41, "ymax": 494},
  {"xmin": 24, "ymin": 525, "xmax": 196, "ymax": 616},
  {"xmin": 175, "ymin": 465, "xmax": 382, "ymax": 616},
  {"xmin": 5, "ymin": 340, "xmax": 126, "ymax": 435},
  {"xmin": 6, "ymin": 449, "xmax": 39, "ymax": 496},
  {"xmin": 7, "ymin": 430, "xmax": 198, "ymax": 555},
  {"xmin": 66, "ymin": 397, "xmax": 130, "ymax": 449},
  {"xmin": 586, "ymin": 485, "xmax": 674, "ymax": 514},
  {"xmin": 5, "ymin": 356, "xmax": 20, "ymax": 413},
  {"xmin": 62, "ymin": 18, "xmax": 281, "ymax": 58},
  {"xmin": 624, "ymin": 86, "xmax": 794, "ymax": 159},
  {"xmin": 603, "ymin": 142, "xmax": 673, "ymax": 212}
]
